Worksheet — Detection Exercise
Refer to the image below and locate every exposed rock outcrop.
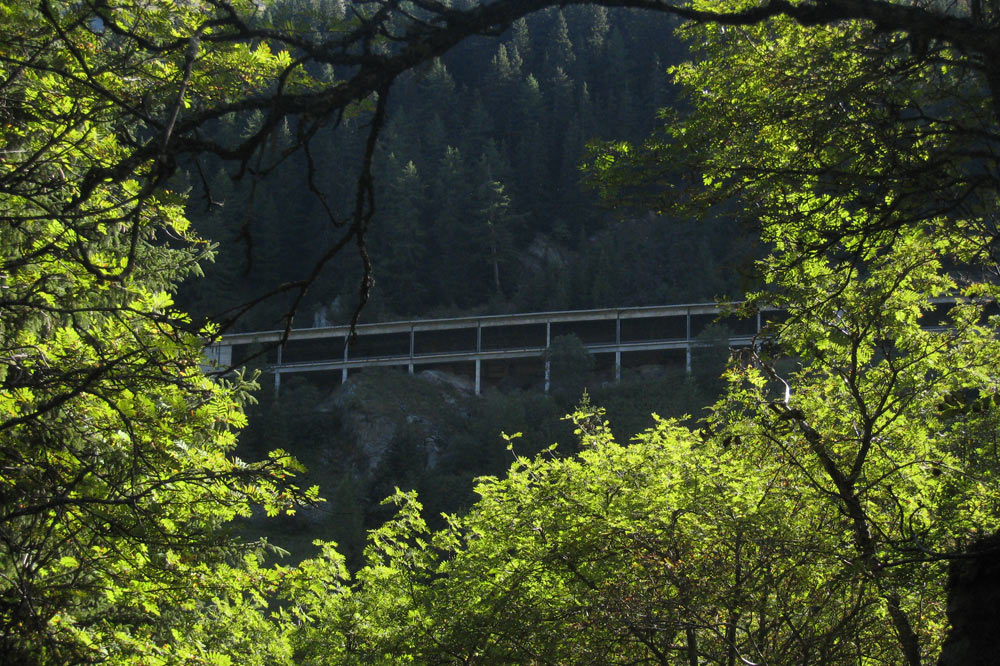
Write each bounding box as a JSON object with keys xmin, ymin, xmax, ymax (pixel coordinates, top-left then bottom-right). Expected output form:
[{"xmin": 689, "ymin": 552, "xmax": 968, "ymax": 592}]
[{"xmin": 330, "ymin": 368, "xmax": 467, "ymax": 470}]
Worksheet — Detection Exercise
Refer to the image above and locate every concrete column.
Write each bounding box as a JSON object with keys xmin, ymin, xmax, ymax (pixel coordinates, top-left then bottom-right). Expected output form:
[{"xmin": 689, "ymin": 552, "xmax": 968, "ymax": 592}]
[
  {"xmin": 615, "ymin": 313, "xmax": 621, "ymax": 382},
  {"xmin": 476, "ymin": 322, "xmax": 482, "ymax": 396},
  {"xmin": 685, "ymin": 308, "xmax": 692, "ymax": 374},
  {"xmin": 409, "ymin": 326, "xmax": 414, "ymax": 375},
  {"xmin": 544, "ymin": 321, "xmax": 551, "ymax": 393},
  {"xmin": 274, "ymin": 344, "xmax": 282, "ymax": 395},
  {"xmin": 342, "ymin": 336, "xmax": 349, "ymax": 384}
]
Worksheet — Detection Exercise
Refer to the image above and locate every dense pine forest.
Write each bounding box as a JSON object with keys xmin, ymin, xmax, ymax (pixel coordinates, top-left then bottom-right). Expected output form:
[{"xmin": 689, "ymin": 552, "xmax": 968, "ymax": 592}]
[
  {"xmin": 5, "ymin": 1, "xmax": 1000, "ymax": 665},
  {"xmin": 178, "ymin": 6, "xmax": 752, "ymax": 328},
  {"xmin": 175, "ymin": 5, "xmax": 757, "ymax": 563}
]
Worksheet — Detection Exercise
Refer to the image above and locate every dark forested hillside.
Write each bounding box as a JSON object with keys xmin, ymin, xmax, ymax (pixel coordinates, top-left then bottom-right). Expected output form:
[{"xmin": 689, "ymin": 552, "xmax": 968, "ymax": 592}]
[
  {"xmin": 175, "ymin": 0, "xmax": 757, "ymax": 577},
  {"xmin": 9, "ymin": 0, "xmax": 1000, "ymax": 663},
  {"xmin": 179, "ymin": 5, "xmax": 754, "ymax": 329}
]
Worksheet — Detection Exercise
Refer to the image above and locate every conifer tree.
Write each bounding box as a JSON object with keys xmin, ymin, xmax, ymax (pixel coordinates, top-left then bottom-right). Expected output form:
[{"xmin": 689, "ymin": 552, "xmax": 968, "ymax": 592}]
[
  {"xmin": 512, "ymin": 18, "xmax": 532, "ymax": 65},
  {"xmin": 373, "ymin": 156, "xmax": 429, "ymax": 314},
  {"xmin": 545, "ymin": 11, "xmax": 576, "ymax": 70}
]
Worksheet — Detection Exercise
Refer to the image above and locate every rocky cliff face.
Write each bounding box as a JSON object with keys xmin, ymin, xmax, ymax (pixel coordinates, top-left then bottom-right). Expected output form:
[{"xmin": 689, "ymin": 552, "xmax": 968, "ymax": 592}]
[
  {"xmin": 938, "ymin": 533, "xmax": 1000, "ymax": 666},
  {"xmin": 330, "ymin": 368, "xmax": 471, "ymax": 471}
]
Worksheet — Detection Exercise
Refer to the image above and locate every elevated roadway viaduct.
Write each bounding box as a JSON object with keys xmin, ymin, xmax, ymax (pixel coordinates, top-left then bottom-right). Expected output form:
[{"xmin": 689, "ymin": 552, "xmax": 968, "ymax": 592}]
[{"xmin": 205, "ymin": 299, "xmax": 958, "ymax": 395}]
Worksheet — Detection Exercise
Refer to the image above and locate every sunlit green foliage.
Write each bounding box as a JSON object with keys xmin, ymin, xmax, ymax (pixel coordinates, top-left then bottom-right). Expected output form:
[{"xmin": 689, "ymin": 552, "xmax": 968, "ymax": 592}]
[
  {"xmin": 586, "ymin": 5, "xmax": 1000, "ymax": 663},
  {"xmin": 273, "ymin": 4, "xmax": 1000, "ymax": 666},
  {"xmin": 1, "ymin": 2, "xmax": 320, "ymax": 663},
  {"xmin": 282, "ymin": 404, "xmax": 906, "ymax": 664},
  {"xmin": 6, "ymin": 0, "xmax": 1000, "ymax": 664}
]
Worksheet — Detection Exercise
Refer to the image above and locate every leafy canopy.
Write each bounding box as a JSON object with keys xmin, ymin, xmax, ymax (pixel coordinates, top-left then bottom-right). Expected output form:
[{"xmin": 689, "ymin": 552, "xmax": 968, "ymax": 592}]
[
  {"xmin": 6, "ymin": 0, "xmax": 1000, "ymax": 664},
  {"xmin": 1, "ymin": 2, "xmax": 319, "ymax": 663},
  {"xmin": 276, "ymin": 4, "xmax": 1000, "ymax": 666}
]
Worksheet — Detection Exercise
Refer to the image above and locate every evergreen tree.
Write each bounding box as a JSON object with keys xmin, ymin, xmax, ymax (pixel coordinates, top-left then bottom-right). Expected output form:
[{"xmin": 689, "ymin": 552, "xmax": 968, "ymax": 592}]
[
  {"xmin": 545, "ymin": 11, "xmax": 576, "ymax": 71},
  {"xmin": 648, "ymin": 53, "xmax": 670, "ymax": 111},
  {"xmin": 420, "ymin": 114, "xmax": 449, "ymax": 167},
  {"xmin": 486, "ymin": 44, "xmax": 523, "ymax": 136},
  {"xmin": 459, "ymin": 94, "xmax": 497, "ymax": 165},
  {"xmin": 510, "ymin": 74, "xmax": 549, "ymax": 216},
  {"xmin": 490, "ymin": 43, "xmax": 521, "ymax": 84},
  {"xmin": 511, "ymin": 18, "xmax": 532, "ymax": 65},
  {"xmin": 428, "ymin": 146, "xmax": 474, "ymax": 305},
  {"xmin": 415, "ymin": 59, "xmax": 458, "ymax": 123},
  {"xmin": 182, "ymin": 168, "xmax": 250, "ymax": 319},
  {"xmin": 372, "ymin": 156, "xmax": 430, "ymax": 315},
  {"xmin": 585, "ymin": 5, "xmax": 611, "ymax": 53},
  {"xmin": 603, "ymin": 28, "xmax": 635, "ymax": 134},
  {"xmin": 474, "ymin": 178, "xmax": 517, "ymax": 298}
]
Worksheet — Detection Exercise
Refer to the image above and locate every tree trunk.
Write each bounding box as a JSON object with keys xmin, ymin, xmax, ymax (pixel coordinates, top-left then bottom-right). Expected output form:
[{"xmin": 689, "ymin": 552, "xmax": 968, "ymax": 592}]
[
  {"xmin": 938, "ymin": 533, "xmax": 1000, "ymax": 666},
  {"xmin": 686, "ymin": 627, "xmax": 698, "ymax": 666}
]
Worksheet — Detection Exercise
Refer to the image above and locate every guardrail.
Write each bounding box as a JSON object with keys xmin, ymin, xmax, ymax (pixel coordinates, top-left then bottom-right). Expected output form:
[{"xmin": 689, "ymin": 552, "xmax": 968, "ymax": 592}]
[
  {"xmin": 206, "ymin": 298, "xmax": 961, "ymax": 395},
  {"xmin": 207, "ymin": 302, "xmax": 779, "ymax": 394}
]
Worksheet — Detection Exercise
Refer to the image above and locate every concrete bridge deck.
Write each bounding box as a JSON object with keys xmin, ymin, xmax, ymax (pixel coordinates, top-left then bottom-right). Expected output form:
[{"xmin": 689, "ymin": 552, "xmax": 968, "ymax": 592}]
[
  {"xmin": 206, "ymin": 302, "xmax": 785, "ymax": 394},
  {"xmin": 205, "ymin": 298, "xmax": 959, "ymax": 394}
]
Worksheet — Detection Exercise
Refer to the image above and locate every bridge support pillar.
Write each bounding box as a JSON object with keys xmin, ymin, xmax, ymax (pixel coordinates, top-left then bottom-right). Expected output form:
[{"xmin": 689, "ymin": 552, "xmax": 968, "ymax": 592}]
[
  {"xmin": 685, "ymin": 308, "xmax": 692, "ymax": 374},
  {"xmin": 342, "ymin": 339, "xmax": 348, "ymax": 384},
  {"xmin": 274, "ymin": 344, "xmax": 282, "ymax": 396},
  {"xmin": 544, "ymin": 321, "xmax": 551, "ymax": 393},
  {"xmin": 615, "ymin": 314, "xmax": 621, "ymax": 382}
]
